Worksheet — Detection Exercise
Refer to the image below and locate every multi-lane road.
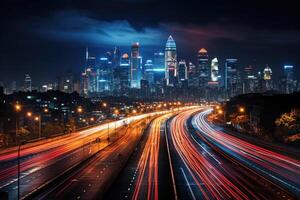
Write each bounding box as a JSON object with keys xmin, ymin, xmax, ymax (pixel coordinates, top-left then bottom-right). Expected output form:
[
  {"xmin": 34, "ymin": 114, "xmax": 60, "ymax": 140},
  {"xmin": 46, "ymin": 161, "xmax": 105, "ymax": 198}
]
[{"xmin": 0, "ymin": 107, "xmax": 299, "ymax": 200}]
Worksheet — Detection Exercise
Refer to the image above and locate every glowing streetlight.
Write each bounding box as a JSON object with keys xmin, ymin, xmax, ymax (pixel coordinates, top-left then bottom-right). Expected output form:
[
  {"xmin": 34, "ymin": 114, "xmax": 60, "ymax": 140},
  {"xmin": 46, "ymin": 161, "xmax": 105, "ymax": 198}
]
[
  {"xmin": 27, "ymin": 112, "xmax": 32, "ymax": 117},
  {"xmin": 239, "ymin": 107, "xmax": 245, "ymax": 113},
  {"xmin": 218, "ymin": 110, "xmax": 223, "ymax": 115},
  {"xmin": 102, "ymin": 102, "xmax": 107, "ymax": 107},
  {"xmin": 15, "ymin": 104, "xmax": 21, "ymax": 112},
  {"xmin": 34, "ymin": 116, "xmax": 39, "ymax": 121},
  {"xmin": 114, "ymin": 109, "xmax": 119, "ymax": 115},
  {"xmin": 44, "ymin": 108, "xmax": 49, "ymax": 113},
  {"xmin": 90, "ymin": 117, "xmax": 95, "ymax": 122},
  {"xmin": 77, "ymin": 106, "xmax": 83, "ymax": 113},
  {"xmin": 216, "ymin": 105, "xmax": 220, "ymax": 110},
  {"xmin": 132, "ymin": 109, "xmax": 137, "ymax": 114}
]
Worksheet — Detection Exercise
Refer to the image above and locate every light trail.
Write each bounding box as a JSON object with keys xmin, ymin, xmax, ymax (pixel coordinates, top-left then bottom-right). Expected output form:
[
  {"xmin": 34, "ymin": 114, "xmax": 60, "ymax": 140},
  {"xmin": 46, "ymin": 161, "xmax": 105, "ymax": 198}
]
[
  {"xmin": 132, "ymin": 113, "xmax": 173, "ymax": 200},
  {"xmin": 169, "ymin": 109, "xmax": 262, "ymax": 200},
  {"xmin": 192, "ymin": 108, "xmax": 300, "ymax": 196}
]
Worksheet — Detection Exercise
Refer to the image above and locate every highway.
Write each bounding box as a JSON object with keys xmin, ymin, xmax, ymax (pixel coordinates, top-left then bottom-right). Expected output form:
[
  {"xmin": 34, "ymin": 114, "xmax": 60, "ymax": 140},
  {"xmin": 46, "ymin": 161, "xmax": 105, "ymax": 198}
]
[
  {"xmin": 0, "ymin": 112, "xmax": 167, "ymax": 199},
  {"xmin": 191, "ymin": 108, "xmax": 300, "ymax": 198},
  {"xmin": 167, "ymin": 108, "xmax": 297, "ymax": 200},
  {"xmin": 31, "ymin": 118, "xmax": 150, "ymax": 200},
  {"xmin": 107, "ymin": 112, "xmax": 175, "ymax": 200}
]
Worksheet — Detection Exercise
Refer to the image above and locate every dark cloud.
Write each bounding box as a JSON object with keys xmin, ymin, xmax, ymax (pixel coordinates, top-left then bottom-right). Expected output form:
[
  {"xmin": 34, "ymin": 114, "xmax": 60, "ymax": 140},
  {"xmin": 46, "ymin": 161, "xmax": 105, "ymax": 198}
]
[{"xmin": 0, "ymin": 0, "xmax": 300, "ymax": 85}]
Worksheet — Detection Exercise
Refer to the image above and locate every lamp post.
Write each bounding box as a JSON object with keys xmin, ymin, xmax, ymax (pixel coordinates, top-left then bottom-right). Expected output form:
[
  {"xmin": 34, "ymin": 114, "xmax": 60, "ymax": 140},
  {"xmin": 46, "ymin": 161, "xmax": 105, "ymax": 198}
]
[
  {"xmin": 15, "ymin": 104, "xmax": 21, "ymax": 145},
  {"xmin": 75, "ymin": 106, "xmax": 83, "ymax": 133},
  {"xmin": 239, "ymin": 107, "xmax": 245, "ymax": 113},
  {"xmin": 34, "ymin": 115, "xmax": 41, "ymax": 139}
]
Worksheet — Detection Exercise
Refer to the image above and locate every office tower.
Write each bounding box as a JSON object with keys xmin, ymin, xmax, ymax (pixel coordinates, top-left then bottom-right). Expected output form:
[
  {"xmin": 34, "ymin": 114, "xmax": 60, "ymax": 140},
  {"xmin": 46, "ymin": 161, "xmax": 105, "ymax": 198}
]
[
  {"xmin": 24, "ymin": 74, "xmax": 32, "ymax": 92},
  {"xmin": 97, "ymin": 52, "xmax": 113, "ymax": 93},
  {"xmin": 113, "ymin": 47, "xmax": 121, "ymax": 69},
  {"xmin": 165, "ymin": 36, "xmax": 177, "ymax": 86},
  {"xmin": 114, "ymin": 53, "xmax": 131, "ymax": 94},
  {"xmin": 153, "ymin": 52, "xmax": 165, "ymax": 84},
  {"xmin": 131, "ymin": 42, "xmax": 141, "ymax": 88},
  {"xmin": 85, "ymin": 47, "xmax": 97, "ymax": 70},
  {"xmin": 243, "ymin": 65, "xmax": 256, "ymax": 93},
  {"xmin": 263, "ymin": 65, "xmax": 273, "ymax": 91},
  {"xmin": 178, "ymin": 60, "xmax": 187, "ymax": 82},
  {"xmin": 188, "ymin": 62, "xmax": 198, "ymax": 87},
  {"xmin": 144, "ymin": 59, "xmax": 154, "ymax": 85},
  {"xmin": 197, "ymin": 48, "xmax": 209, "ymax": 88},
  {"xmin": 225, "ymin": 59, "xmax": 238, "ymax": 97},
  {"xmin": 83, "ymin": 48, "xmax": 97, "ymax": 95},
  {"xmin": 284, "ymin": 65, "xmax": 294, "ymax": 94},
  {"xmin": 140, "ymin": 79, "xmax": 150, "ymax": 99},
  {"xmin": 211, "ymin": 57, "xmax": 219, "ymax": 82}
]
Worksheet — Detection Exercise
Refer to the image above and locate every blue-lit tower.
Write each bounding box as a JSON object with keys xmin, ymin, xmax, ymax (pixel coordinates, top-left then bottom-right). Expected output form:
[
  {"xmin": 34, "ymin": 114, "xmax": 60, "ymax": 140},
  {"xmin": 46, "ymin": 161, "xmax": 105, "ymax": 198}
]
[
  {"xmin": 131, "ymin": 42, "xmax": 141, "ymax": 88},
  {"xmin": 165, "ymin": 36, "xmax": 177, "ymax": 86}
]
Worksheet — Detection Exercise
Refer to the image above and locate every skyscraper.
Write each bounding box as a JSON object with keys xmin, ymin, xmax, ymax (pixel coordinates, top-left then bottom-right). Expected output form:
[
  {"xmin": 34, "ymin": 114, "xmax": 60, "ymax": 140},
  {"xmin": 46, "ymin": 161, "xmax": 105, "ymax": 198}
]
[
  {"xmin": 153, "ymin": 52, "xmax": 165, "ymax": 84},
  {"xmin": 197, "ymin": 48, "xmax": 209, "ymax": 88},
  {"xmin": 243, "ymin": 65, "xmax": 256, "ymax": 93},
  {"xmin": 113, "ymin": 47, "xmax": 121, "ymax": 69},
  {"xmin": 97, "ymin": 53, "xmax": 113, "ymax": 93},
  {"xmin": 225, "ymin": 59, "xmax": 238, "ymax": 97},
  {"xmin": 165, "ymin": 36, "xmax": 177, "ymax": 86},
  {"xmin": 178, "ymin": 60, "xmax": 187, "ymax": 81},
  {"xmin": 24, "ymin": 74, "xmax": 32, "ymax": 92},
  {"xmin": 211, "ymin": 57, "xmax": 219, "ymax": 82},
  {"xmin": 131, "ymin": 42, "xmax": 140, "ymax": 88},
  {"xmin": 263, "ymin": 65, "xmax": 273, "ymax": 91},
  {"xmin": 119, "ymin": 53, "xmax": 131, "ymax": 94},
  {"xmin": 284, "ymin": 65, "xmax": 294, "ymax": 94},
  {"xmin": 188, "ymin": 62, "xmax": 198, "ymax": 87},
  {"xmin": 144, "ymin": 59, "xmax": 154, "ymax": 85}
]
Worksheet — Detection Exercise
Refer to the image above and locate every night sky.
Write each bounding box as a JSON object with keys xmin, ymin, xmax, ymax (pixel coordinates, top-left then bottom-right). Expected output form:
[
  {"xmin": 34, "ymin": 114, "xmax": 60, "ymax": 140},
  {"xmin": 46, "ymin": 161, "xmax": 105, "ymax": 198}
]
[{"xmin": 1, "ymin": 0, "xmax": 300, "ymax": 86}]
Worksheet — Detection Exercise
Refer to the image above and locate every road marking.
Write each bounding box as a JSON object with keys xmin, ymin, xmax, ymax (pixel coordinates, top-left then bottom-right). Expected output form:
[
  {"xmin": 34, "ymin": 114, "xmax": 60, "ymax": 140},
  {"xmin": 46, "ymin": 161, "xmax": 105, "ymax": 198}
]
[
  {"xmin": 190, "ymin": 134, "xmax": 221, "ymax": 165},
  {"xmin": 180, "ymin": 167, "xmax": 196, "ymax": 200}
]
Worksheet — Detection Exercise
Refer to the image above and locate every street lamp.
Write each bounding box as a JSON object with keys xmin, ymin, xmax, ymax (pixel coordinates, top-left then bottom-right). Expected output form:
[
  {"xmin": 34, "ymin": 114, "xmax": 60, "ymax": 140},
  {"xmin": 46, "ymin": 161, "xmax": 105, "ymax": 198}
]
[
  {"xmin": 77, "ymin": 106, "xmax": 83, "ymax": 113},
  {"xmin": 102, "ymin": 102, "xmax": 107, "ymax": 108},
  {"xmin": 34, "ymin": 116, "xmax": 41, "ymax": 138},
  {"xmin": 239, "ymin": 107, "xmax": 245, "ymax": 113},
  {"xmin": 26, "ymin": 112, "xmax": 32, "ymax": 117},
  {"xmin": 132, "ymin": 109, "xmax": 137, "ymax": 114},
  {"xmin": 15, "ymin": 104, "xmax": 22, "ymax": 145},
  {"xmin": 43, "ymin": 108, "xmax": 49, "ymax": 113}
]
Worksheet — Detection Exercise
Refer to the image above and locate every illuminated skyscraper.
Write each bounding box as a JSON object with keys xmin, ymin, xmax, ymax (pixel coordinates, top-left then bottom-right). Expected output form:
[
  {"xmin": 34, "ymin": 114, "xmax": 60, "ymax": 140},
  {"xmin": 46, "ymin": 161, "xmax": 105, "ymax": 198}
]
[
  {"xmin": 153, "ymin": 52, "xmax": 165, "ymax": 83},
  {"xmin": 113, "ymin": 47, "xmax": 121, "ymax": 69},
  {"xmin": 144, "ymin": 59, "xmax": 154, "ymax": 85},
  {"xmin": 119, "ymin": 53, "xmax": 131, "ymax": 93},
  {"xmin": 131, "ymin": 42, "xmax": 140, "ymax": 88},
  {"xmin": 263, "ymin": 65, "xmax": 273, "ymax": 91},
  {"xmin": 284, "ymin": 65, "xmax": 294, "ymax": 94},
  {"xmin": 188, "ymin": 62, "xmax": 198, "ymax": 87},
  {"xmin": 225, "ymin": 59, "xmax": 238, "ymax": 97},
  {"xmin": 97, "ymin": 52, "xmax": 113, "ymax": 93},
  {"xmin": 178, "ymin": 60, "xmax": 187, "ymax": 81},
  {"xmin": 211, "ymin": 57, "xmax": 219, "ymax": 82},
  {"xmin": 165, "ymin": 35, "xmax": 177, "ymax": 86},
  {"xmin": 197, "ymin": 48, "xmax": 209, "ymax": 87},
  {"xmin": 24, "ymin": 74, "xmax": 32, "ymax": 92}
]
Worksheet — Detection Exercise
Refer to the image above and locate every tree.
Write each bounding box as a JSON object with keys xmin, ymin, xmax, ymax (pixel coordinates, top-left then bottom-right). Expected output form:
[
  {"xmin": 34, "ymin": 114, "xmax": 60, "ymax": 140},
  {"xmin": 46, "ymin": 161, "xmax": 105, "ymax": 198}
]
[{"xmin": 275, "ymin": 110, "xmax": 300, "ymax": 132}]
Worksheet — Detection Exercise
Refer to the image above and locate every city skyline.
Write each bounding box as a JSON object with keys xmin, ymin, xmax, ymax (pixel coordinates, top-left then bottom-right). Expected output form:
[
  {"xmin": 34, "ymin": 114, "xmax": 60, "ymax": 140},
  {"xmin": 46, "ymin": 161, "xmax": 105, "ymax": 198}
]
[
  {"xmin": 1, "ymin": 0, "xmax": 300, "ymax": 85},
  {"xmin": 0, "ymin": 1, "xmax": 300, "ymax": 200}
]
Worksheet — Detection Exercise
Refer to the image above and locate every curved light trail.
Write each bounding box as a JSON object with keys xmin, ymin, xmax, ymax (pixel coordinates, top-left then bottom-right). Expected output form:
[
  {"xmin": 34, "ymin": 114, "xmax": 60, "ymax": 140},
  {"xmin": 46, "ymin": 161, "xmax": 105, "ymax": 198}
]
[
  {"xmin": 192, "ymin": 108, "xmax": 300, "ymax": 197},
  {"xmin": 132, "ymin": 113, "xmax": 173, "ymax": 200}
]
